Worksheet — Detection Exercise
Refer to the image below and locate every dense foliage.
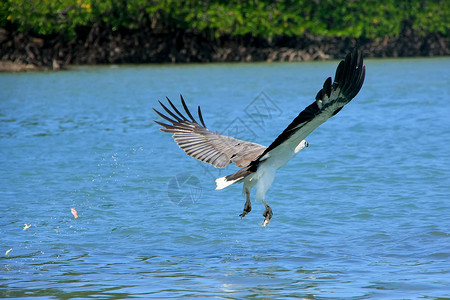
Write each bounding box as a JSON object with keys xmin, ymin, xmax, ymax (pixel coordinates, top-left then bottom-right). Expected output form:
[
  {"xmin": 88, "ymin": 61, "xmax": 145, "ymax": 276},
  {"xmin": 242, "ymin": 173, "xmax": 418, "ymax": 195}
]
[{"xmin": 1, "ymin": 0, "xmax": 448, "ymax": 39}]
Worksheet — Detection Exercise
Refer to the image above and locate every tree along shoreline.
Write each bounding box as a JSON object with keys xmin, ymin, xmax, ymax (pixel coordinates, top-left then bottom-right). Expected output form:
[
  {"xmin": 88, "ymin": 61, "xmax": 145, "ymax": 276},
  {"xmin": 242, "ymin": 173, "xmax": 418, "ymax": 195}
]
[{"xmin": 1, "ymin": 24, "xmax": 448, "ymax": 72}]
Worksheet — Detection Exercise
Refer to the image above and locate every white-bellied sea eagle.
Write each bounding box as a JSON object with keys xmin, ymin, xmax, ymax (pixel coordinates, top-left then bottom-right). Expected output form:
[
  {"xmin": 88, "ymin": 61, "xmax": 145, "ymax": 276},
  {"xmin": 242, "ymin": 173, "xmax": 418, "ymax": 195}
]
[{"xmin": 154, "ymin": 49, "xmax": 366, "ymax": 226}]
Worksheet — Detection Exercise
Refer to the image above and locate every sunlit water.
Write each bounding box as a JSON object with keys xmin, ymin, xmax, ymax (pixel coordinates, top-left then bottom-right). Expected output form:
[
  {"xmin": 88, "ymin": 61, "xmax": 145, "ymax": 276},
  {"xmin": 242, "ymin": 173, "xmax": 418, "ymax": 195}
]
[{"xmin": 1, "ymin": 57, "xmax": 449, "ymax": 299}]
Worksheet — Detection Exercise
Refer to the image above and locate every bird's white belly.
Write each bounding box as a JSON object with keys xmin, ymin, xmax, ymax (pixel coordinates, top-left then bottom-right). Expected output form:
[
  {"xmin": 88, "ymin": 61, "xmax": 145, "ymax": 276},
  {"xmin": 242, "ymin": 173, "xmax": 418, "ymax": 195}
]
[
  {"xmin": 243, "ymin": 140, "xmax": 305, "ymax": 201},
  {"xmin": 245, "ymin": 153, "xmax": 293, "ymax": 201},
  {"xmin": 251, "ymin": 164, "xmax": 277, "ymax": 201}
]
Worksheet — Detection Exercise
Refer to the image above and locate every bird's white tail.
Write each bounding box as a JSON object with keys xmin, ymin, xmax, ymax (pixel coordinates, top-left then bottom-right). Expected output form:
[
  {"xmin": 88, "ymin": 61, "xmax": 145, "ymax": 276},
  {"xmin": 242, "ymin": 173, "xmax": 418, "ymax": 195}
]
[
  {"xmin": 215, "ymin": 166, "xmax": 254, "ymax": 190},
  {"xmin": 215, "ymin": 176, "xmax": 239, "ymax": 190}
]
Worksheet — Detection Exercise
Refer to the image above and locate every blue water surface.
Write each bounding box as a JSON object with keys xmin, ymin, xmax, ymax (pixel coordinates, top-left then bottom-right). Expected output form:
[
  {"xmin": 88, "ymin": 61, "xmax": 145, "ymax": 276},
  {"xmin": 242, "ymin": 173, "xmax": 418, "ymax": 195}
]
[{"xmin": 1, "ymin": 57, "xmax": 450, "ymax": 299}]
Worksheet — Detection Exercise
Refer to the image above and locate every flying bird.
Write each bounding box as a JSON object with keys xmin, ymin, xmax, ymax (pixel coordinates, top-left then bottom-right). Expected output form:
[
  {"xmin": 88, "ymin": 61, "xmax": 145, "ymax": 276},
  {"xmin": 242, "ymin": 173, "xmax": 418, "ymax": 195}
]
[{"xmin": 154, "ymin": 49, "xmax": 365, "ymax": 226}]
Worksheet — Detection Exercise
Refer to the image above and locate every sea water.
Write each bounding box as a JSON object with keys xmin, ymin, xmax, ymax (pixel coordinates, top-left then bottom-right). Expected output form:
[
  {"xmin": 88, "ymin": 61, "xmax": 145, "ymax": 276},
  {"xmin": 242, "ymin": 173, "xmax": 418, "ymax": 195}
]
[{"xmin": 1, "ymin": 57, "xmax": 449, "ymax": 299}]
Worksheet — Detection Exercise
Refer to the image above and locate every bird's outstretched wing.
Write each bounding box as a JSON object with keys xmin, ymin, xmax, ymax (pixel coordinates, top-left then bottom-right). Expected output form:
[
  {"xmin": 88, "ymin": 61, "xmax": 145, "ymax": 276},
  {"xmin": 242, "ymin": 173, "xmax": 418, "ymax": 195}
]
[
  {"xmin": 154, "ymin": 95, "xmax": 266, "ymax": 168},
  {"xmin": 253, "ymin": 49, "xmax": 366, "ymax": 165}
]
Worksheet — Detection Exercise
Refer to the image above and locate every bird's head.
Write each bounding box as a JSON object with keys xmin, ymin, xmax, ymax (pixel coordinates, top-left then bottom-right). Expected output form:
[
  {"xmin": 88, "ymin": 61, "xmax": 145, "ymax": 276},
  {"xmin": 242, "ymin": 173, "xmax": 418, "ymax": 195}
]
[{"xmin": 294, "ymin": 140, "xmax": 308, "ymax": 154}]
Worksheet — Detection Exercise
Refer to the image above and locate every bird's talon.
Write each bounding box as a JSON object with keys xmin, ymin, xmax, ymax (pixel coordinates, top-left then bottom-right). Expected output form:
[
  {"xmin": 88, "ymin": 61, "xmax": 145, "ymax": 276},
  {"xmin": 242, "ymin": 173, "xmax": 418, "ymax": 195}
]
[
  {"xmin": 240, "ymin": 198, "xmax": 251, "ymax": 218},
  {"xmin": 262, "ymin": 205, "xmax": 273, "ymax": 227},
  {"xmin": 239, "ymin": 209, "xmax": 250, "ymax": 218}
]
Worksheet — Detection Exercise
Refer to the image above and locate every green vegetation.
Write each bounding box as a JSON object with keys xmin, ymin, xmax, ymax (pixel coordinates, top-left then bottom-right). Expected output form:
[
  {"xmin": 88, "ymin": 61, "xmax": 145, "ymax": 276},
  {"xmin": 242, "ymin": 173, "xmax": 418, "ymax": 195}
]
[{"xmin": 1, "ymin": 0, "xmax": 448, "ymax": 40}]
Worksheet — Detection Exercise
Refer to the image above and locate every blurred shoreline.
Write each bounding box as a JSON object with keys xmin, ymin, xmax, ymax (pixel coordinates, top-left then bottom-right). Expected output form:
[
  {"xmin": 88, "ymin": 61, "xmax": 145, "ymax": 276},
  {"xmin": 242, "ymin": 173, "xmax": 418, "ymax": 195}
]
[{"xmin": 1, "ymin": 26, "xmax": 448, "ymax": 72}]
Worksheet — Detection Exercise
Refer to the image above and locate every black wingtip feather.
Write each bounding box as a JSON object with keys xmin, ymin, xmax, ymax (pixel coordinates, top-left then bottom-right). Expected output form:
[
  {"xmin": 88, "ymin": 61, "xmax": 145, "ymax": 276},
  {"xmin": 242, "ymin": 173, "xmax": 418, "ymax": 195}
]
[
  {"xmin": 341, "ymin": 52, "xmax": 354, "ymax": 93},
  {"xmin": 324, "ymin": 77, "xmax": 332, "ymax": 98},
  {"xmin": 166, "ymin": 97, "xmax": 188, "ymax": 121},
  {"xmin": 315, "ymin": 77, "xmax": 332, "ymax": 102},
  {"xmin": 315, "ymin": 89, "xmax": 323, "ymax": 101},
  {"xmin": 349, "ymin": 65, "xmax": 365, "ymax": 99},
  {"xmin": 198, "ymin": 106, "xmax": 207, "ymax": 128},
  {"xmin": 153, "ymin": 108, "xmax": 178, "ymax": 124},
  {"xmin": 334, "ymin": 60, "xmax": 345, "ymax": 84},
  {"xmin": 335, "ymin": 48, "xmax": 365, "ymax": 99},
  {"xmin": 180, "ymin": 94, "xmax": 198, "ymax": 124},
  {"xmin": 154, "ymin": 120, "xmax": 173, "ymax": 130},
  {"xmin": 158, "ymin": 100, "xmax": 184, "ymax": 123}
]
